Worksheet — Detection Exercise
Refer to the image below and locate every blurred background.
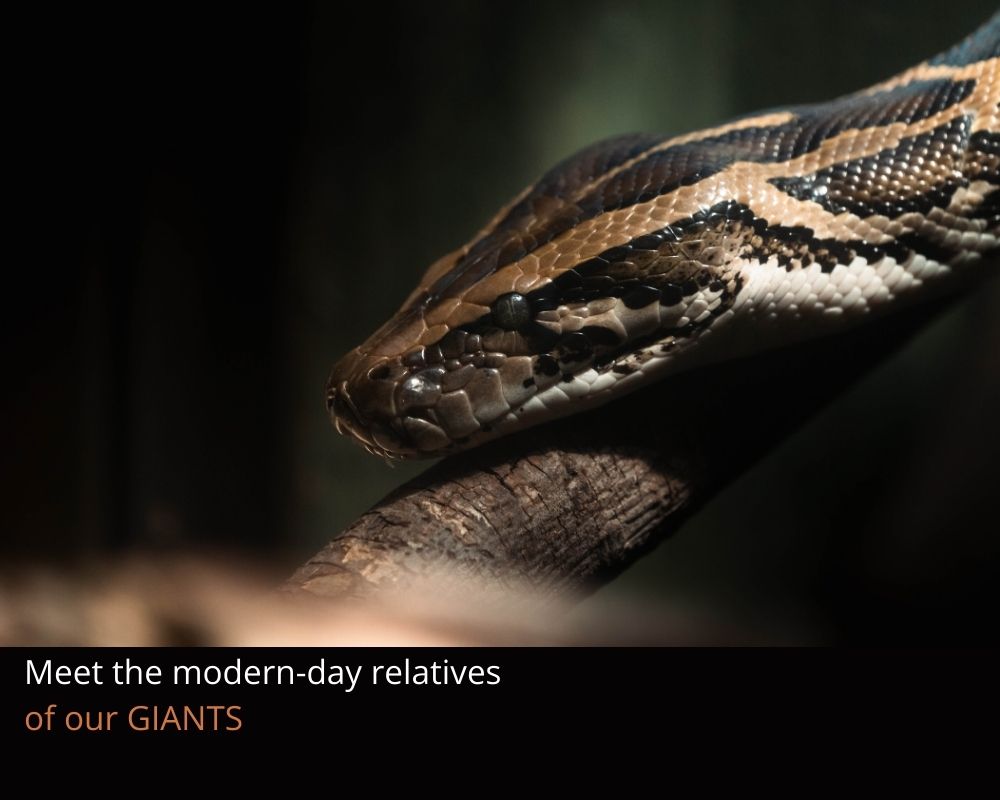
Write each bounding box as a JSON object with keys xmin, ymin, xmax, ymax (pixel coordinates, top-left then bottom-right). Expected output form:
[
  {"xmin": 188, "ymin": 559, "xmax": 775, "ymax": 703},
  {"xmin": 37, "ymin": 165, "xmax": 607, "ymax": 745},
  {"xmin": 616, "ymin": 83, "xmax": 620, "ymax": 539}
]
[{"xmin": 6, "ymin": 0, "xmax": 999, "ymax": 644}]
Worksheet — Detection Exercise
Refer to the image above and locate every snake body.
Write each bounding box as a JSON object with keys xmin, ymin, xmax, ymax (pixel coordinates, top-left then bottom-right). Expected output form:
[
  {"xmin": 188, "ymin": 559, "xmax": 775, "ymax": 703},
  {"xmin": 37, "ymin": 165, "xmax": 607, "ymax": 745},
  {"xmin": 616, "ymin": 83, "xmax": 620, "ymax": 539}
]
[{"xmin": 328, "ymin": 16, "xmax": 1000, "ymax": 459}]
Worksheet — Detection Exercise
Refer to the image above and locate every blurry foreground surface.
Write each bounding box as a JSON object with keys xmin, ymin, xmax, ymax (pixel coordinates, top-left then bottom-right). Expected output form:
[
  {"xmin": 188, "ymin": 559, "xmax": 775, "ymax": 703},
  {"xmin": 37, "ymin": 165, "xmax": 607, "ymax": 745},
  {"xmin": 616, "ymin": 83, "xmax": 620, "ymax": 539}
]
[{"xmin": 1, "ymin": 557, "xmax": 812, "ymax": 646}]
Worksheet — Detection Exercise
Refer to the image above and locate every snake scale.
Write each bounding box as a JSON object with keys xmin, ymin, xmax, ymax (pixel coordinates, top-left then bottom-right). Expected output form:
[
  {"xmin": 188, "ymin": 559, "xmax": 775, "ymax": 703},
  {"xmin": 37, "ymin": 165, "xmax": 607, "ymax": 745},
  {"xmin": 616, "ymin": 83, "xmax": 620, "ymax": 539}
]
[{"xmin": 327, "ymin": 15, "xmax": 1000, "ymax": 460}]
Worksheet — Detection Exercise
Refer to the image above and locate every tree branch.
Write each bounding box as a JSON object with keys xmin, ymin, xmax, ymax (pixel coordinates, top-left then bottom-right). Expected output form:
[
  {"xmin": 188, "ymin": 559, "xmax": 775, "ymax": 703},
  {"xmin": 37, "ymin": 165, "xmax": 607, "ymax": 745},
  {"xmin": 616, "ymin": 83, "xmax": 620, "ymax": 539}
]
[{"xmin": 285, "ymin": 305, "xmax": 938, "ymax": 603}]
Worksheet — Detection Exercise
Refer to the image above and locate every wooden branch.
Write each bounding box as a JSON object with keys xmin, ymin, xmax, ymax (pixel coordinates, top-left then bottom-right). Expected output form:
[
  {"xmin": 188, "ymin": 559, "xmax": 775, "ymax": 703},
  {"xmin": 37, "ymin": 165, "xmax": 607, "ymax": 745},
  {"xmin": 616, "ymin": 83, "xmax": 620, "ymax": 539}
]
[{"xmin": 286, "ymin": 305, "xmax": 938, "ymax": 603}]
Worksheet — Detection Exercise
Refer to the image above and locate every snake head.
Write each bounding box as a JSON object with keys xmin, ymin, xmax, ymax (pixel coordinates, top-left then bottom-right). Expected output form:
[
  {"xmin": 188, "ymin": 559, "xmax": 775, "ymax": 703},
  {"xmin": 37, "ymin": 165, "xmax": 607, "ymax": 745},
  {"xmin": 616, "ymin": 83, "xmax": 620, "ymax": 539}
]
[
  {"xmin": 326, "ymin": 135, "xmax": 757, "ymax": 460},
  {"xmin": 326, "ymin": 199, "xmax": 747, "ymax": 459},
  {"xmin": 324, "ymin": 131, "xmax": 816, "ymax": 459},
  {"xmin": 325, "ymin": 273, "xmax": 556, "ymax": 459}
]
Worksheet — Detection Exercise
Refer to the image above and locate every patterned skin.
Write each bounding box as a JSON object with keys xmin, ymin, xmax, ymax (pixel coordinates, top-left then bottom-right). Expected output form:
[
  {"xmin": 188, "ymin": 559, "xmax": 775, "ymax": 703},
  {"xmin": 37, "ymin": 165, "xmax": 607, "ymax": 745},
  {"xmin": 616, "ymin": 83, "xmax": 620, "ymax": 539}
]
[{"xmin": 327, "ymin": 15, "xmax": 1000, "ymax": 459}]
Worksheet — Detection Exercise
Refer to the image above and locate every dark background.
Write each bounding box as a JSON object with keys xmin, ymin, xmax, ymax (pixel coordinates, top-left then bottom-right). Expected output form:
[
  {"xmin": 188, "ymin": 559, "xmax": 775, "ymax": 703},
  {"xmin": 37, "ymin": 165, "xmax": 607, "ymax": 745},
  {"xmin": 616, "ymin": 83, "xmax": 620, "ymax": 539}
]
[{"xmin": 6, "ymin": 0, "xmax": 999, "ymax": 643}]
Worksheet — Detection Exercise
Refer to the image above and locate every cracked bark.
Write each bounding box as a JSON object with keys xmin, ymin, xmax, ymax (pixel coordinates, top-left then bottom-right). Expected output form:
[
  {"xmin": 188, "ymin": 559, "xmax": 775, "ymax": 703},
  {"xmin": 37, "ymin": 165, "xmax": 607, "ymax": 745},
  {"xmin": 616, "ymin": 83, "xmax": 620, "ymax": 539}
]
[{"xmin": 285, "ymin": 303, "xmax": 941, "ymax": 604}]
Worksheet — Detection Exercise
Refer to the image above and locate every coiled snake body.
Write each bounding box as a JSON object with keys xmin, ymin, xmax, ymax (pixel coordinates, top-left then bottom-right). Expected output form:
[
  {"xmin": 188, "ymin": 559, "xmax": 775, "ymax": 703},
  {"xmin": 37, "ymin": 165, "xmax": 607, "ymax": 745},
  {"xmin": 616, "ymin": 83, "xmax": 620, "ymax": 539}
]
[{"xmin": 328, "ymin": 16, "xmax": 1000, "ymax": 459}]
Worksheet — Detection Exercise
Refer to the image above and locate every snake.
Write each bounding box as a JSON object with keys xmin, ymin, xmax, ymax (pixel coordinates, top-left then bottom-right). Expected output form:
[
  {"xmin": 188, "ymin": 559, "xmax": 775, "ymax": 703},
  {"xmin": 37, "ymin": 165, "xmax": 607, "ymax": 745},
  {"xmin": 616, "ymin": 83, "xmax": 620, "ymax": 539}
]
[{"xmin": 326, "ymin": 15, "xmax": 1000, "ymax": 460}]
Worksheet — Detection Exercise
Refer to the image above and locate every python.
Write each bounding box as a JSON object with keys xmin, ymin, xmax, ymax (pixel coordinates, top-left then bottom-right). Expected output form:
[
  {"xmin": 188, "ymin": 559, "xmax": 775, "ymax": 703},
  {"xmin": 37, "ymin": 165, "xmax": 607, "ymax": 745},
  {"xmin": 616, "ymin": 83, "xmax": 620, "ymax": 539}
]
[{"xmin": 327, "ymin": 15, "xmax": 999, "ymax": 460}]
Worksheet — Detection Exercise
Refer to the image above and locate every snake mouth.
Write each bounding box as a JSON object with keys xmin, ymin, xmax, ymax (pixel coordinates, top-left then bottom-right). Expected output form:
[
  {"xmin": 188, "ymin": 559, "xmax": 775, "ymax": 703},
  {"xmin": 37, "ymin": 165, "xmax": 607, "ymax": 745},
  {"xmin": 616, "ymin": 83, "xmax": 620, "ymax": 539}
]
[{"xmin": 327, "ymin": 380, "xmax": 415, "ymax": 460}]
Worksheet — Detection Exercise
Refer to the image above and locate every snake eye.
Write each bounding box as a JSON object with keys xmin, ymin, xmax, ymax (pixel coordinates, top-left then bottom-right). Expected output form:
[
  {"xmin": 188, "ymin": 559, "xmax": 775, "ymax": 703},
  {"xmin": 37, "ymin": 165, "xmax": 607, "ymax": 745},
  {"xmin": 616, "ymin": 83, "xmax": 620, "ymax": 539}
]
[{"xmin": 491, "ymin": 292, "xmax": 530, "ymax": 330}]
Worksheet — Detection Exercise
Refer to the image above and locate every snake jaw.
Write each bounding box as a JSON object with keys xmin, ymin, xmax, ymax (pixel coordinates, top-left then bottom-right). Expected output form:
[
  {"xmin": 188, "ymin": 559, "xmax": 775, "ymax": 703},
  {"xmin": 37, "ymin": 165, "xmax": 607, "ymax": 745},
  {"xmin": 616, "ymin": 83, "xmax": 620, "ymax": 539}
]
[
  {"xmin": 325, "ymin": 350, "xmax": 416, "ymax": 459},
  {"xmin": 327, "ymin": 337, "xmax": 514, "ymax": 458}
]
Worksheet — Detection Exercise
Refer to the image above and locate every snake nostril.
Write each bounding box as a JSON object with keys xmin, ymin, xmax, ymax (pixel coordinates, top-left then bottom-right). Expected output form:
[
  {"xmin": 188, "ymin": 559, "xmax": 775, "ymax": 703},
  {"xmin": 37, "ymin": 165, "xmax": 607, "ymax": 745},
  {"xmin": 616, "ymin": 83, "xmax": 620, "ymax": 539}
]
[
  {"xmin": 367, "ymin": 363, "xmax": 391, "ymax": 381},
  {"xmin": 325, "ymin": 386, "xmax": 337, "ymax": 412}
]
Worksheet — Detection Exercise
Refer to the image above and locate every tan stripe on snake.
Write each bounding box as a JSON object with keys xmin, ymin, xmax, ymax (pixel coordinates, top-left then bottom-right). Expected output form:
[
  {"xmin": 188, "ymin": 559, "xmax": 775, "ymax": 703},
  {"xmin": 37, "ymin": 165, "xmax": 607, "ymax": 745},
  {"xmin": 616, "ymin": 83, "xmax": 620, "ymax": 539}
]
[{"xmin": 327, "ymin": 15, "xmax": 1000, "ymax": 460}]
